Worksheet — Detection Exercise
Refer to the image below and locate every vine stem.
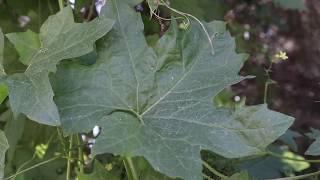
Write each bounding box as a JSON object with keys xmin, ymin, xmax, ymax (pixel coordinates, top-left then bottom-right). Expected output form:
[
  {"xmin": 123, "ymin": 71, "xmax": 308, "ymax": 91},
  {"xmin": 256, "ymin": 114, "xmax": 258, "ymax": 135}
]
[
  {"xmin": 202, "ymin": 161, "xmax": 228, "ymax": 179},
  {"xmin": 202, "ymin": 173, "xmax": 215, "ymax": 180},
  {"xmin": 5, "ymin": 156, "xmax": 60, "ymax": 180},
  {"xmin": 267, "ymin": 151, "xmax": 320, "ymax": 163},
  {"xmin": 264, "ymin": 81, "xmax": 270, "ymax": 103},
  {"xmin": 123, "ymin": 156, "xmax": 139, "ymax": 180},
  {"xmin": 264, "ymin": 61, "xmax": 274, "ymax": 103},
  {"xmin": 76, "ymin": 135, "xmax": 84, "ymax": 173},
  {"xmin": 159, "ymin": 0, "xmax": 215, "ymax": 54},
  {"xmin": 66, "ymin": 135, "xmax": 74, "ymax": 180},
  {"xmin": 58, "ymin": 0, "xmax": 64, "ymax": 10},
  {"xmin": 86, "ymin": 0, "xmax": 95, "ymax": 21},
  {"xmin": 268, "ymin": 170, "xmax": 320, "ymax": 180}
]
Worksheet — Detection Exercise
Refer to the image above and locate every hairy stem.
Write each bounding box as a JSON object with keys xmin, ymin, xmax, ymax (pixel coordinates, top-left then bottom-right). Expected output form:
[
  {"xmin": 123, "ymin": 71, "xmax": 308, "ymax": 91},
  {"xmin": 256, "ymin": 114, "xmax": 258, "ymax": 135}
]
[{"xmin": 123, "ymin": 156, "xmax": 139, "ymax": 180}]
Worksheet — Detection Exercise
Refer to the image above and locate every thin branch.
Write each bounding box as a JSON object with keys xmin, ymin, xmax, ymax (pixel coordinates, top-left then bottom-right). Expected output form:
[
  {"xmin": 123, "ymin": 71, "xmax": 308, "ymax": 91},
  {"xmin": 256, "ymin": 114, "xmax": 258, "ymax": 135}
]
[
  {"xmin": 5, "ymin": 156, "xmax": 60, "ymax": 180},
  {"xmin": 202, "ymin": 161, "xmax": 228, "ymax": 179}
]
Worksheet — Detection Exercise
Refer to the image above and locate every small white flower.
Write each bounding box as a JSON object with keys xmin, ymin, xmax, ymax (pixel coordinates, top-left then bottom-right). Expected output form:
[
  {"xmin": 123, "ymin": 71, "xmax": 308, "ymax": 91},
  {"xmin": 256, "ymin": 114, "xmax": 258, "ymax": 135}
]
[
  {"xmin": 93, "ymin": 125, "xmax": 100, "ymax": 137},
  {"xmin": 234, "ymin": 96, "xmax": 241, "ymax": 102},
  {"xmin": 95, "ymin": 0, "xmax": 106, "ymax": 15}
]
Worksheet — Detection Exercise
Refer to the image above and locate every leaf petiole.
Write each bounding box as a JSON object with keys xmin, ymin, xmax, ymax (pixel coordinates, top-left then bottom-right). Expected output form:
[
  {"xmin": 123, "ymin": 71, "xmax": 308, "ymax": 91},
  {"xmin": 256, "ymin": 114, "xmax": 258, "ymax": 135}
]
[{"xmin": 123, "ymin": 156, "xmax": 139, "ymax": 180}]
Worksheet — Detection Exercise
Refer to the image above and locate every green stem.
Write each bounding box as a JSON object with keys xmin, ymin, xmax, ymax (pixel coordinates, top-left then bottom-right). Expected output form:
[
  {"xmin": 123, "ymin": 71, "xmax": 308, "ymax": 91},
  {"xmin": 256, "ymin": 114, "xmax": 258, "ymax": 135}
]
[
  {"xmin": 57, "ymin": 127, "xmax": 67, "ymax": 155},
  {"xmin": 76, "ymin": 134, "xmax": 84, "ymax": 173},
  {"xmin": 58, "ymin": 0, "xmax": 64, "ymax": 10},
  {"xmin": 269, "ymin": 170, "xmax": 320, "ymax": 180},
  {"xmin": 202, "ymin": 161, "xmax": 228, "ymax": 179},
  {"xmin": 46, "ymin": 0, "xmax": 54, "ymax": 14},
  {"xmin": 264, "ymin": 62, "xmax": 274, "ymax": 103},
  {"xmin": 123, "ymin": 156, "xmax": 139, "ymax": 180},
  {"xmin": 66, "ymin": 135, "xmax": 74, "ymax": 180},
  {"xmin": 159, "ymin": 0, "xmax": 215, "ymax": 54},
  {"xmin": 267, "ymin": 151, "xmax": 320, "ymax": 163},
  {"xmin": 86, "ymin": 0, "xmax": 95, "ymax": 21},
  {"xmin": 5, "ymin": 156, "xmax": 60, "ymax": 180},
  {"xmin": 202, "ymin": 173, "xmax": 215, "ymax": 180},
  {"xmin": 264, "ymin": 81, "xmax": 270, "ymax": 103}
]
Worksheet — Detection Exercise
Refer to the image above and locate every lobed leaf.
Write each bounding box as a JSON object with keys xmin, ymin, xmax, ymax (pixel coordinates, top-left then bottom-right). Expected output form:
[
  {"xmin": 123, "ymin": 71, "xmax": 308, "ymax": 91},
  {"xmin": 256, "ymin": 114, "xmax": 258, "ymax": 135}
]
[
  {"xmin": 52, "ymin": 1, "xmax": 294, "ymax": 179},
  {"xmin": 6, "ymin": 6, "xmax": 114, "ymax": 126}
]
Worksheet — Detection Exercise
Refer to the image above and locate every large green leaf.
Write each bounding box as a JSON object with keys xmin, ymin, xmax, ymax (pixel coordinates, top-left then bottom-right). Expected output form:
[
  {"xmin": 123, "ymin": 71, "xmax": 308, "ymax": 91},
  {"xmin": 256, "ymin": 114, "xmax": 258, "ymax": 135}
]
[
  {"xmin": 6, "ymin": 6, "xmax": 114, "ymax": 126},
  {"xmin": 52, "ymin": 1, "xmax": 293, "ymax": 179},
  {"xmin": 133, "ymin": 157, "xmax": 176, "ymax": 179},
  {"xmin": 0, "ymin": 130, "xmax": 9, "ymax": 179}
]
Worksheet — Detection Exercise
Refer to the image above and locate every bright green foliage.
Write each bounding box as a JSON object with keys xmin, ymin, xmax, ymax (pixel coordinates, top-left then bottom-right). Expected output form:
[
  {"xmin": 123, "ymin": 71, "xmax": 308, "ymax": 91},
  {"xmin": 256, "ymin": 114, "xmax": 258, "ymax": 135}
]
[
  {"xmin": 282, "ymin": 151, "xmax": 310, "ymax": 172},
  {"xmin": 0, "ymin": 29, "xmax": 7, "ymax": 104},
  {"xmin": 0, "ymin": 130, "xmax": 9, "ymax": 179},
  {"xmin": 51, "ymin": 1, "xmax": 293, "ymax": 179},
  {"xmin": 273, "ymin": 0, "xmax": 307, "ymax": 11},
  {"xmin": 6, "ymin": 30, "xmax": 41, "ymax": 65},
  {"xmin": 6, "ymin": 6, "xmax": 114, "ymax": 126},
  {"xmin": 305, "ymin": 128, "xmax": 320, "ymax": 156},
  {"xmin": 0, "ymin": 83, "xmax": 8, "ymax": 104}
]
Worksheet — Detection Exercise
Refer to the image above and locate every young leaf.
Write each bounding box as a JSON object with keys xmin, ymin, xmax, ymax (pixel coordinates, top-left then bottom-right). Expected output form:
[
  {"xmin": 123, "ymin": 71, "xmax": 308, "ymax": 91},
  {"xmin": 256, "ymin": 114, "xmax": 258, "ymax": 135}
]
[
  {"xmin": 52, "ymin": 1, "xmax": 293, "ymax": 179},
  {"xmin": 6, "ymin": 30, "xmax": 41, "ymax": 65},
  {"xmin": 0, "ymin": 130, "xmax": 9, "ymax": 179},
  {"xmin": 6, "ymin": 6, "xmax": 114, "ymax": 126}
]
